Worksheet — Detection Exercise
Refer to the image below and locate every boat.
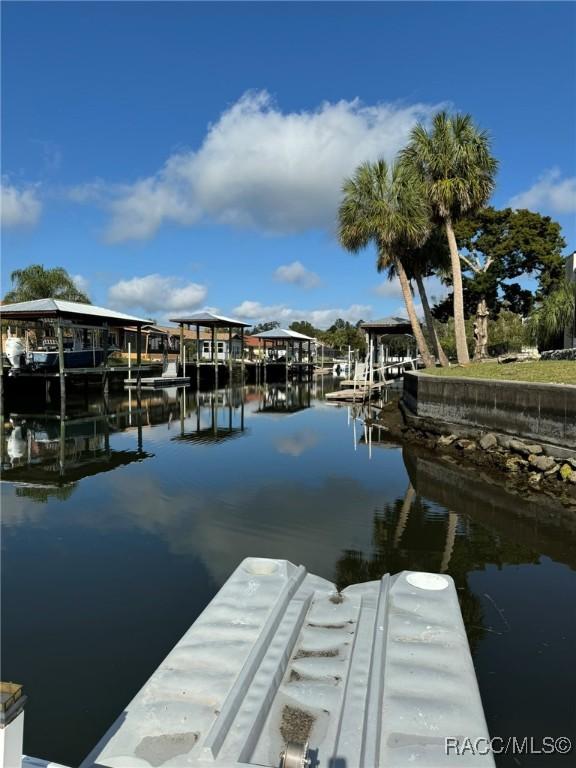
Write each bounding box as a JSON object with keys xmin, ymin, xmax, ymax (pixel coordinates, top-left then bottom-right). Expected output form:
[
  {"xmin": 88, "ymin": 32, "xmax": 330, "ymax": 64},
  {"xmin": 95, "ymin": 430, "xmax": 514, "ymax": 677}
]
[
  {"xmin": 25, "ymin": 347, "xmax": 109, "ymax": 371},
  {"xmin": 331, "ymin": 358, "xmax": 351, "ymax": 377},
  {"xmin": 4, "ymin": 328, "xmax": 113, "ymax": 375}
]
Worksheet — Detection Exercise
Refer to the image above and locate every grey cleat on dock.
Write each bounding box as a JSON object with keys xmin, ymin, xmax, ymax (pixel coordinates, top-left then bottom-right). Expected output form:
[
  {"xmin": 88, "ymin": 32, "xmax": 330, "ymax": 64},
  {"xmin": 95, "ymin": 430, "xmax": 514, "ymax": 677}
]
[{"xmin": 80, "ymin": 558, "xmax": 494, "ymax": 768}]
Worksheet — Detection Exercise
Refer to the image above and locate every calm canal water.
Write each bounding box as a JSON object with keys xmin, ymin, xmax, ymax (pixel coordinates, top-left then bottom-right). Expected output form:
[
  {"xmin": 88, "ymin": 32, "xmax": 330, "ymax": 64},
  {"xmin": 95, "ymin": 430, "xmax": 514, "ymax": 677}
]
[{"xmin": 1, "ymin": 381, "xmax": 575, "ymax": 767}]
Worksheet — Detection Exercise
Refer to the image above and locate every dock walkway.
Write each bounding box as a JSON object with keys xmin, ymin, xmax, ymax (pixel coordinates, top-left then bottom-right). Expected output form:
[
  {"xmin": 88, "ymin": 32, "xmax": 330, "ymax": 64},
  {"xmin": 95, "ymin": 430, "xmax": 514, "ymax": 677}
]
[{"xmin": 79, "ymin": 557, "xmax": 493, "ymax": 768}]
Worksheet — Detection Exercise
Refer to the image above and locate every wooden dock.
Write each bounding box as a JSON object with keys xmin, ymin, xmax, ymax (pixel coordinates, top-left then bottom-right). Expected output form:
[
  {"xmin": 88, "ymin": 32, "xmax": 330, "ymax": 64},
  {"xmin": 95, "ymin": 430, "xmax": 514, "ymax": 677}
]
[{"xmin": 325, "ymin": 382, "xmax": 388, "ymax": 401}]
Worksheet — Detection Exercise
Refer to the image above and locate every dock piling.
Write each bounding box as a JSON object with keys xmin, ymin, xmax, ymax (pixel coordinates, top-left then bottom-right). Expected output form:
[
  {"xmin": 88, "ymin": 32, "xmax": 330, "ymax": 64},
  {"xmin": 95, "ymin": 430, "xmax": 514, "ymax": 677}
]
[
  {"xmin": 136, "ymin": 327, "xmax": 142, "ymax": 389},
  {"xmin": 57, "ymin": 323, "xmax": 66, "ymax": 407},
  {"xmin": 0, "ymin": 683, "xmax": 27, "ymax": 768}
]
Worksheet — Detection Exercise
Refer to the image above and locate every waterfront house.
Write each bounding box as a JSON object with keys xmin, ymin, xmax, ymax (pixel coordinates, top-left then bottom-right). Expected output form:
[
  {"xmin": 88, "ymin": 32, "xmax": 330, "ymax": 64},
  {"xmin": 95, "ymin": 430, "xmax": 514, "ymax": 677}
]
[{"xmin": 120, "ymin": 324, "xmax": 246, "ymax": 362}]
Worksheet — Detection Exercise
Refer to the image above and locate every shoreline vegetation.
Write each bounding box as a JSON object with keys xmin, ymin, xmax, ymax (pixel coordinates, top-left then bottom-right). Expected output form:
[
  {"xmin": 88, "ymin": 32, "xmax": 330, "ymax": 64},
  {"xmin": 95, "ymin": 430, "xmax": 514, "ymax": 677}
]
[{"xmin": 420, "ymin": 360, "xmax": 576, "ymax": 385}]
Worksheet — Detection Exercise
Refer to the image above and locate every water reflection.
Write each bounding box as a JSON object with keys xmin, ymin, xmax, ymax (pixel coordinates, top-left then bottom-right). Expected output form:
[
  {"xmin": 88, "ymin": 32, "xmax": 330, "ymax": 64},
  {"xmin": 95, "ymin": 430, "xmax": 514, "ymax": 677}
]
[
  {"xmin": 1, "ymin": 381, "xmax": 575, "ymax": 767},
  {"xmin": 174, "ymin": 388, "xmax": 247, "ymax": 445},
  {"xmin": 257, "ymin": 382, "xmax": 312, "ymax": 413},
  {"xmin": 1, "ymin": 412, "xmax": 150, "ymax": 502}
]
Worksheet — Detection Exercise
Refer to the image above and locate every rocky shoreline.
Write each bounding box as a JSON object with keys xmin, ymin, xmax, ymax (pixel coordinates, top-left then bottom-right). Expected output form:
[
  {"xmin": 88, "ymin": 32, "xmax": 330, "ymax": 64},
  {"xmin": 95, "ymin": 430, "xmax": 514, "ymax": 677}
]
[{"xmin": 374, "ymin": 399, "xmax": 576, "ymax": 508}]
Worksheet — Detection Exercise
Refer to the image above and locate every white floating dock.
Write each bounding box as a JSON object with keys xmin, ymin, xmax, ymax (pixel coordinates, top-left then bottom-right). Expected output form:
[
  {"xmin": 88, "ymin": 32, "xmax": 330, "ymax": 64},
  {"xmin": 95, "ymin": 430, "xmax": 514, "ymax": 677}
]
[
  {"xmin": 325, "ymin": 383, "xmax": 388, "ymax": 402},
  {"xmin": 124, "ymin": 376, "xmax": 190, "ymax": 388},
  {"xmin": 80, "ymin": 558, "xmax": 493, "ymax": 768}
]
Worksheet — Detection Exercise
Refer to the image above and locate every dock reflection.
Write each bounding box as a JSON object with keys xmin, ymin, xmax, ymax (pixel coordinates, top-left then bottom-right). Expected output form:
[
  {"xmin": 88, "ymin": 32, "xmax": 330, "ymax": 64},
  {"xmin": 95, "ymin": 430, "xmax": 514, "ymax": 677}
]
[
  {"xmin": 173, "ymin": 387, "xmax": 247, "ymax": 445},
  {"xmin": 257, "ymin": 383, "xmax": 312, "ymax": 414},
  {"xmin": 0, "ymin": 387, "xmax": 185, "ymax": 494}
]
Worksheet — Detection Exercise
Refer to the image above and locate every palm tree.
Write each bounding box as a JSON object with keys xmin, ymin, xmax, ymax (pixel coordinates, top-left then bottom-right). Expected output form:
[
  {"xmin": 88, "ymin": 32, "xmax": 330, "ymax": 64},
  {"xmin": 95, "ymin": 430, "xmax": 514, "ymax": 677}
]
[
  {"xmin": 385, "ymin": 255, "xmax": 449, "ymax": 367},
  {"xmin": 405, "ymin": 227, "xmax": 451, "ymax": 366},
  {"xmin": 401, "ymin": 112, "xmax": 498, "ymax": 365},
  {"xmin": 3, "ymin": 264, "xmax": 90, "ymax": 304},
  {"xmin": 338, "ymin": 159, "xmax": 434, "ymax": 368},
  {"xmin": 528, "ymin": 280, "xmax": 576, "ymax": 348}
]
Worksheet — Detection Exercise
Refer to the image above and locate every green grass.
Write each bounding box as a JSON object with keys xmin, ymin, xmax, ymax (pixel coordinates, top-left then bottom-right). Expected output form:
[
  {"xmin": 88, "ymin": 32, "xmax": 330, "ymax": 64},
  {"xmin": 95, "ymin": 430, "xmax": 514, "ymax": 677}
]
[{"xmin": 421, "ymin": 360, "xmax": 576, "ymax": 385}]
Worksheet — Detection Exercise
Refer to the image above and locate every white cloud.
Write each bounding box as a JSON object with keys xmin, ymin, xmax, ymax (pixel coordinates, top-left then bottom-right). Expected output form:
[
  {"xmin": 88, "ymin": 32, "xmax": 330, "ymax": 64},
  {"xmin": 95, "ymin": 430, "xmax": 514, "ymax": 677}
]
[
  {"xmin": 274, "ymin": 260, "xmax": 320, "ymax": 289},
  {"xmin": 1, "ymin": 182, "xmax": 42, "ymax": 229},
  {"xmin": 233, "ymin": 299, "xmax": 371, "ymax": 329},
  {"xmin": 91, "ymin": 91, "xmax": 439, "ymax": 241},
  {"xmin": 373, "ymin": 279, "xmax": 404, "ymax": 298},
  {"xmin": 375, "ymin": 274, "xmax": 448, "ymax": 309},
  {"xmin": 509, "ymin": 168, "xmax": 576, "ymax": 215},
  {"xmin": 72, "ymin": 274, "xmax": 90, "ymax": 294},
  {"xmin": 106, "ymin": 178, "xmax": 200, "ymax": 243},
  {"xmin": 422, "ymin": 275, "xmax": 449, "ymax": 307},
  {"xmin": 392, "ymin": 303, "xmax": 422, "ymax": 320},
  {"xmin": 275, "ymin": 430, "xmax": 319, "ymax": 457},
  {"xmin": 108, "ymin": 274, "xmax": 207, "ymax": 317},
  {"xmin": 65, "ymin": 180, "xmax": 107, "ymax": 203}
]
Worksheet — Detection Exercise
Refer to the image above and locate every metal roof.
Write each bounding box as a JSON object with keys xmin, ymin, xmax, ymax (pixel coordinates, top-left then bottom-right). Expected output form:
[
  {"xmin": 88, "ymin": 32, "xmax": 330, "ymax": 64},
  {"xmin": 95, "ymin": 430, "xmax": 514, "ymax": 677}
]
[
  {"xmin": 0, "ymin": 298, "xmax": 150, "ymax": 325},
  {"xmin": 252, "ymin": 328, "xmax": 316, "ymax": 341},
  {"xmin": 169, "ymin": 311, "xmax": 251, "ymax": 328},
  {"xmin": 360, "ymin": 316, "xmax": 412, "ymax": 329}
]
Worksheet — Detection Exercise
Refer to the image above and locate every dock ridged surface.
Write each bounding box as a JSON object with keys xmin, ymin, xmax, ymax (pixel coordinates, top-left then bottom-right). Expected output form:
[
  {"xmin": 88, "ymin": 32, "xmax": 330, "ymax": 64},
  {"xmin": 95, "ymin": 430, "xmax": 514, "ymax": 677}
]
[{"xmin": 81, "ymin": 558, "xmax": 493, "ymax": 768}]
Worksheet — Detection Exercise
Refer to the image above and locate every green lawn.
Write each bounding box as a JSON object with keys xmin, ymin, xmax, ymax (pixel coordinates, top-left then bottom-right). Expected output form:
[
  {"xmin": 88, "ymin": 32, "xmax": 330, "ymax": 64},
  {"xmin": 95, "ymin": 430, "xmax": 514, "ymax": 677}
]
[{"xmin": 421, "ymin": 360, "xmax": 576, "ymax": 385}]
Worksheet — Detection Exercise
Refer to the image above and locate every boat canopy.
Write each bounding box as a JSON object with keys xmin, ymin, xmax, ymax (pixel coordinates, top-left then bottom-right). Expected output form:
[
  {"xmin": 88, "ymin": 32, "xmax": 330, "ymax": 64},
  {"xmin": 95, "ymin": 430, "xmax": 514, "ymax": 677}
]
[
  {"xmin": 169, "ymin": 311, "xmax": 251, "ymax": 329},
  {"xmin": 251, "ymin": 328, "xmax": 316, "ymax": 341},
  {"xmin": 0, "ymin": 298, "xmax": 150, "ymax": 326}
]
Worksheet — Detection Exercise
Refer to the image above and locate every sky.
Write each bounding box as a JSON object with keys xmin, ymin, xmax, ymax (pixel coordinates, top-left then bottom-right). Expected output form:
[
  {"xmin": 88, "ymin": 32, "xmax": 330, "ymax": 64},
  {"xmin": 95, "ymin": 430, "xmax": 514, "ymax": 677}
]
[{"xmin": 2, "ymin": 1, "xmax": 575, "ymax": 327}]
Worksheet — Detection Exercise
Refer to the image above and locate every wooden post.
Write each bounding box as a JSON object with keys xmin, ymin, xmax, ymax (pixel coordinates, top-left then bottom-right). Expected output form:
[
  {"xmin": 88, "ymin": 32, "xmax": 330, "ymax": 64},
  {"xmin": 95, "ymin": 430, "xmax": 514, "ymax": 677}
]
[
  {"xmin": 59, "ymin": 410, "xmax": 66, "ymax": 476},
  {"xmin": 136, "ymin": 325, "xmax": 142, "ymax": 389},
  {"xmin": 240, "ymin": 326, "xmax": 245, "ymax": 380},
  {"xmin": 102, "ymin": 323, "xmax": 109, "ymax": 396},
  {"xmin": 0, "ymin": 322, "xmax": 4, "ymax": 408},
  {"xmin": 102, "ymin": 323, "xmax": 109, "ymax": 361},
  {"xmin": 212, "ymin": 325, "xmax": 217, "ymax": 388},
  {"xmin": 228, "ymin": 326, "xmax": 232, "ymax": 381},
  {"xmin": 196, "ymin": 324, "xmax": 201, "ymax": 390},
  {"xmin": 57, "ymin": 322, "xmax": 66, "ymax": 407},
  {"xmin": 180, "ymin": 324, "xmax": 185, "ymax": 374},
  {"xmin": 136, "ymin": 390, "xmax": 143, "ymax": 453}
]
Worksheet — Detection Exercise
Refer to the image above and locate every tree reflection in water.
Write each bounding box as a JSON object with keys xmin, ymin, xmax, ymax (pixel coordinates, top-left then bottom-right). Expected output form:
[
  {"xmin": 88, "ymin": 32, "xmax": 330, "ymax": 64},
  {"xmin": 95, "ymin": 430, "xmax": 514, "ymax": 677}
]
[{"xmin": 335, "ymin": 443, "xmax": 548, "ymax": 653}]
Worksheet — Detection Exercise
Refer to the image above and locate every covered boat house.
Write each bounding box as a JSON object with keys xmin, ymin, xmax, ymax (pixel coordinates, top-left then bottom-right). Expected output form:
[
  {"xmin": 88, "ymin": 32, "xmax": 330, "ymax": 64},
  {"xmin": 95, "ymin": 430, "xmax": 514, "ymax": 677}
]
[
  {"xmin": 1, "ymin": 298, "xmax": 150, "ymax": 400},
  {"xmin": 169, "ymin": 310, "xmax": 251, "ymax": 386},
  {"xmin": 251, "ymin": 328, "xmax": 316, "ymax": 381},
  {"xmin": 360, "ymin": 316, "xmax": 419, "ymax": 367}
]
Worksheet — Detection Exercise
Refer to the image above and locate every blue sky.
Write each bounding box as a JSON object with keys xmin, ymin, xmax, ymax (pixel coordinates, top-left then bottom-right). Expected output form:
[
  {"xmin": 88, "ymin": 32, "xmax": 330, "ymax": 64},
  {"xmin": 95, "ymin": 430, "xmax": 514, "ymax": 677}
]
[{"xmin": 2, "ymin": 1, "xmax": 575, "ymax": 327}]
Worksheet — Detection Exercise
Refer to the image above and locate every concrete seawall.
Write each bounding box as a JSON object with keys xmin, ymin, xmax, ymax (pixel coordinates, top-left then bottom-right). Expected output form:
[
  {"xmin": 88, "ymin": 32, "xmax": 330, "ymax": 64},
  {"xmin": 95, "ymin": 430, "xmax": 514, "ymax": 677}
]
[{"xmin": 403, "ymin": 371, "xmax": 576, "ymax": 450}]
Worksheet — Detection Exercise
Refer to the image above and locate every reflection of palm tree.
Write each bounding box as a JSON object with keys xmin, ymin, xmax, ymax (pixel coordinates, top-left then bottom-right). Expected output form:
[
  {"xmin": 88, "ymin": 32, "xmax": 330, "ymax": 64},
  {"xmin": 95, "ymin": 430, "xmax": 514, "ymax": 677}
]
[
  {"xmin": 440, "ymin": 511, "xmax": 458, "ymax": 573},
  {"xmin": 392, "ymin": 483, "xmax": 416, "ymax": 548},
  {"xmin": 334, "ymin": 489, "xmax": 486, "ymax": 652}
]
